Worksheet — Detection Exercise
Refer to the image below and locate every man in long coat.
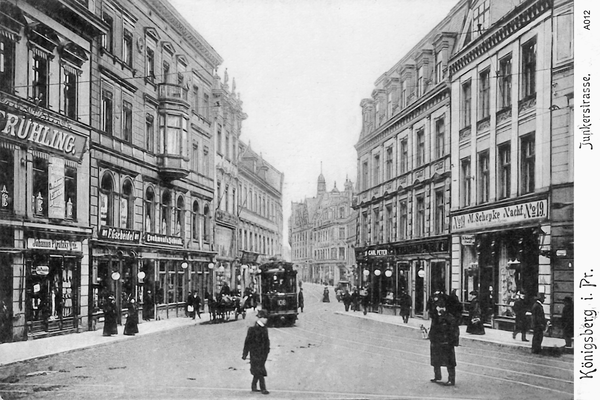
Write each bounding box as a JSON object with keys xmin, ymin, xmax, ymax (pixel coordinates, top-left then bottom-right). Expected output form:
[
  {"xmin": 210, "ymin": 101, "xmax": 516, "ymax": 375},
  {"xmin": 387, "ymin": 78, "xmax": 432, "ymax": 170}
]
[
  {"xmin": 512, "ymin": 292, "xmax": 529, "ymax": 341},
  {"xmin": 242, "ymin": 314, "xmax": 270, "ymax": 394},
  {"xmin": 531, "ymin": 292, "xmax": 547, "ymax": 354},
  {"xmin": 429, "ymin": 297, "xmax": 458, "ymax": 386}
]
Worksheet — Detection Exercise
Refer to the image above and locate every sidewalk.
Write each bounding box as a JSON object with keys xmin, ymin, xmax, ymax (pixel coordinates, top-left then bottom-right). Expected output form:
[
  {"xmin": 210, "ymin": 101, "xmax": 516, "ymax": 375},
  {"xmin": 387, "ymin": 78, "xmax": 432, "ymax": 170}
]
[
  {"xmin": 0, "ymin": 317, "xmax": 204, "ymax": 366},
  {"xmin": 334, "ymin": 307, "xmax": 571, "ymax": 354}
]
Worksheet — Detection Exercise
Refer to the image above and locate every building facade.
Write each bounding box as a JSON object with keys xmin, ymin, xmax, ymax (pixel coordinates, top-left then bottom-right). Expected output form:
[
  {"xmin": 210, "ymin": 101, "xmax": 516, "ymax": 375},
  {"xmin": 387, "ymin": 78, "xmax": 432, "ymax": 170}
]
[
  {"xmin": 237, "ymin": 141, "xmax": 284, "ymax": 288},
  {"xmin": 448, "ymin": 0, "xmax": 574, "ymax": 332},
  {"xmin": 290, "ymin": 174, "xmax": 355, "ymax": 286},
  {"xmin": 354, "ymin": 1, "xmax": 469, "ymax": 316},
  {"xmin": 88, "ymin": 0, "xmax": 226, "ymax": 326},
  {"xmin": 0, "ymin": 0, "xmax": 104, "ymax": 341}
]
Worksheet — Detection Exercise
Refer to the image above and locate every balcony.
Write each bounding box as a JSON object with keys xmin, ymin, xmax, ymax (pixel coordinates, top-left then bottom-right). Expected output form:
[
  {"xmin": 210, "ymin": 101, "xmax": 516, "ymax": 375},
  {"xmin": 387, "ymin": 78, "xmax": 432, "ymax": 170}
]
[
  {"xmin": 157, "ymin": 153, "xmax": 190, "ymax": 181},
  {"xmin": 157, "ymin": 83, "xmax": 189, "ymax": 113}
]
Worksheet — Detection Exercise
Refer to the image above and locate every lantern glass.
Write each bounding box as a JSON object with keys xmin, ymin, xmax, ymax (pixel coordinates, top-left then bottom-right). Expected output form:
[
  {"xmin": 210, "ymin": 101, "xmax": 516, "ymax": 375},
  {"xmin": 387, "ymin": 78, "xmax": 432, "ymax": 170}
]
[
  {"xmin": 374, "ymin": 269, "xmax": 381, "ymax": 276},
  {"xmin": 384, "ymin": 270, "xmax": 392, "ymax": 277}
]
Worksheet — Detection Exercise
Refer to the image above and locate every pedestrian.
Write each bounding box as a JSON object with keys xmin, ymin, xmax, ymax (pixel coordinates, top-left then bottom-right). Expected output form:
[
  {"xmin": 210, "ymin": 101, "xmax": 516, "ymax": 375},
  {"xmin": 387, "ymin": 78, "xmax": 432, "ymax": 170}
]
[
  {"xmin": 123, "ymin": 296, "xmax": 139, "ymax": 336},
  {"xmin": 399, "ymin": 290, "xmax": 412, "ymax": 323},
  {"xmin": 561, "ymin": 296, "xmax": 574, "ymax": 348},
  {"xmin": 186, "ymin": 291, "xmax": 194, "ymax": 318},
  {"xmin": 102, "ymin": 294, "xmax": 118, "ymax": 337},
  {"xmin": 466, "ymin": 291, "xmax": 485, "ymax": 335},
  {"xmin": 298, "ymin": 287, "xmax": 304, "ymax": 312},
  {"xmin": 242, "ymin": 312, "xmax": 270, "ymax": 395},
  {"xmin": 350, "ymin": 288, "xmax": 360, "ymax": 312},
  {"xmin": 360, "ymin": 287, "xmax": 369, "ymax": 315},
  {"xmin": 429, "ymin": 297, "xmax": 458, "ymax": 386},
  {"xmin": 192, "ymin": 290, "xmax": 202, "ymax": 319},
  {"xmin": 322, "ymin": 286, "xmax": 330, "ymax": 302},
  {"xmin": 531, "ymin": 292, "xmax": 547, "ymax": 354},
  {"xmin": 511, "ymin": 291, "xmax": 529, "ymax": 342},
  {"xmin": 220, "ymin": 282, "xmax": 232, "ymax": 297},
  {"xmin": 143, "ymin": 290, "xmax": 154, "ymax": 321},
  {"xmin": 342, "ymin": 289, "xmax": 352, "ymax": 311},
  {"xmin": 446, "ymin": 289, "xmax": 463, "ymax": 346}
]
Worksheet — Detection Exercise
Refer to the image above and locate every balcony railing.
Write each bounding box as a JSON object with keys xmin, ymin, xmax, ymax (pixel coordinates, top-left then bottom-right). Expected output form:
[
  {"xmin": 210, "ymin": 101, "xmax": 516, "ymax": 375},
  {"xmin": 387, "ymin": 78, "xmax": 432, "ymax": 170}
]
[{"xmin": 158, "ymin": 83, "xmax": 189, "ymax": 102}]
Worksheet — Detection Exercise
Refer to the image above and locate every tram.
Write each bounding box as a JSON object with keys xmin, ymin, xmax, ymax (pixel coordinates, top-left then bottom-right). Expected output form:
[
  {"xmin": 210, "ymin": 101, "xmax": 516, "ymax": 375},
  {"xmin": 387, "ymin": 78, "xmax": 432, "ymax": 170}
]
[{"xmin": 257, "ymin": 261, "xmax": 298, "ymax": 325}]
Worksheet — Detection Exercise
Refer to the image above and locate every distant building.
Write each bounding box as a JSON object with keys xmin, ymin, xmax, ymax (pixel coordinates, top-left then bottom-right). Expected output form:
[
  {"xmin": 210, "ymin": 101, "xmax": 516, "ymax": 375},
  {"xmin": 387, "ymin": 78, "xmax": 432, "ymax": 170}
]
[
  {"xmin": 237, "ymin": 142, "xmax": 285, "ymax": 289},
  {"xmin": 290, "ymin": 174, "xmax": 355, "ymax": 286}
]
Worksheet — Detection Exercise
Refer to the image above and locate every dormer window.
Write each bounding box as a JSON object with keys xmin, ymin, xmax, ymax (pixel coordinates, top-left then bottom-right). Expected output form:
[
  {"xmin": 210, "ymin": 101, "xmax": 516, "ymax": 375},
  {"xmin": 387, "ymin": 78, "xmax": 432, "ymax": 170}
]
[{"xmin": 473, "ymin": 0, "xmax": 490, "ymax": 39}]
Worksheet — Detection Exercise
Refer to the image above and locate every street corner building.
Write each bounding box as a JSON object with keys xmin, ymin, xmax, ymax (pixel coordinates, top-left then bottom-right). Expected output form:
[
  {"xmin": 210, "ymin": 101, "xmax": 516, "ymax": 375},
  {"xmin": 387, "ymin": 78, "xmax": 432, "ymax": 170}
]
[
  {"xmin": 0, "ymin": 0, "xmax": 284, "ymax": 344},
  {"xmin": 352, "ymin": 0, "xmax": 573, "ymax": 335}
]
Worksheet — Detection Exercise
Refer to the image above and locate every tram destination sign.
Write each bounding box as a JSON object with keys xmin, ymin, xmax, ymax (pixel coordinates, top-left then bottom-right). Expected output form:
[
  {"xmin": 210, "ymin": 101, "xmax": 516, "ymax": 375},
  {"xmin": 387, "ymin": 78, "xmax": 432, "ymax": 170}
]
[{"xmin": 451, "ymin": 199, "xmax": 548, "ymax": 233}]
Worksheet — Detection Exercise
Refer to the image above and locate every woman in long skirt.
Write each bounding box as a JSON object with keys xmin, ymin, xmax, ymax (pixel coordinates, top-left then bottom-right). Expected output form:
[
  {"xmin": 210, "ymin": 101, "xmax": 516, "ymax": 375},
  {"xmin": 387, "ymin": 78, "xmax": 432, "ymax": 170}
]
[
  {"xmin": 466, "ymin": 291, "xmax": 485, "ymax": 335},
  {"xmin": 123, "ymin": 297, "xmax": 139, "ymax": 336}
]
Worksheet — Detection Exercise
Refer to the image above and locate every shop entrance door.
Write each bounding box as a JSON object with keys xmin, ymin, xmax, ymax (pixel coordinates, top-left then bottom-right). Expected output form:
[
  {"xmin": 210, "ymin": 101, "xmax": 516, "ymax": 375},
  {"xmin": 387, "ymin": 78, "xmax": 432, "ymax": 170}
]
[{"xmin": 0, "ymin": 254, "xmax": 12, "ymax": 343}]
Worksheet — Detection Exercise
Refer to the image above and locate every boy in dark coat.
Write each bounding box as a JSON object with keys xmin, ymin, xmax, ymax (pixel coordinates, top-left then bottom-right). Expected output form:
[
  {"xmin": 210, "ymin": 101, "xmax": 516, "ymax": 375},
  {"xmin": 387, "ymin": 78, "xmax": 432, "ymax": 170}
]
[
  {"xmin": 242, "ymin": 314, "xmax": 270, "ymax": 394},
  {"xmin": 429, "ymin": 297, "xmax": 458, "ymax": 386}
]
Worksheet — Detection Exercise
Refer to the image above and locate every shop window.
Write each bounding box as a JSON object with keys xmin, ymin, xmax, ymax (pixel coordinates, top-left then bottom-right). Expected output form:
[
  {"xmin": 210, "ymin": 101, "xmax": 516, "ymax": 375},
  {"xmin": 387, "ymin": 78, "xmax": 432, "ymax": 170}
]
[
  {"xmin": 416, "ymin": 129, "xmax": 425, "ymax": 166},
  {"xmin": 32, "ymin": 54, "xmax": 49, "ymax": 108},
  {"xmin": 146, "ymin": 114, "xmax": 154, "ymax": 153},
  {"xmin": 498, "ymin": 55, "xmax": 512, "ymax": 109},
  {"xmin": 498, "ymin": 143, "xmax": 511, "ymax": 199},
  {"xmin": 65, "ymin": 166, "xmax": 77, "ymax": 220},
  {"xmin": 435, "ymin": 118, "xmax": 445, "ymax": 159},
  {"xmin": 161, "ymin": 190, "xmax": 172, "ymax": 235},
  {"xmin": 32, "ymin": 156, "xmax": 48, "ymax": 217},
  {"xmin": 478, "ymin": 151, "xmax": 490, "ymax": 204},
  {"xmin": 123, "ymin": 30, "xmax": 133, "ymax": 67},
  {"xmin": 415, "ymin": 196, "xmax": 425, "ymax": 237},
  {"xmin": 521, "ymin": 134, "xmax": 535, "ymax": 194},
  {"xmin": 101, "ymin": 13, "xmax": 113, "ymax": 52},
  {"xmin": 122, "ymin": 101, "xmax": 132, "ymax": 143},
  {"xmin": 398, "ymin": 200, "xmax": 407, "ymax": 240},
  {"xmin": 0, "ymin": 148, "xmax": 14, "ymax": 213},
  {"xmin": 435, "ymin": 190, "xmax": 445, "ymax": 235},
  {"xmin": 158, "ymin": 261, "xmax": 168, "ymax": 304},
  {"xmin": 0, "ymin": 36, "xmax": 16, "ymax": 92},
  {"xmin": 461, "ymin": 157, "xmax": 471, "ymax": 207},
  {"xmin": 121, "ymin": 259, "xmax": 136, "ymax": 304},
  {"xmin": 479, "ymin": 69, "xmax": 490, "ymax": 120},
  {"xmin": 100, "ymin": 173, "xmax": 114, "ymax": 226},
  {"xmin": 101, "ymin": 90, "xmax": 113, "ymax": 136},
  {"xmin": 521, "ymin": 38, "xmax": 536, "ymax": 99},
  {"xmin": 144, "ymin": 186, "xmax": 155, "ymax": 233},
  {"xmin": 461, "ymin": 80, "xmax": 471, "ymax": 129},
  {"xmin": 120, "ymin": 179, "xmax": 134, "ymax": 229},
  {"xmin": 175, "ymin": 195, "xmax": 184, "ymax": 237}
]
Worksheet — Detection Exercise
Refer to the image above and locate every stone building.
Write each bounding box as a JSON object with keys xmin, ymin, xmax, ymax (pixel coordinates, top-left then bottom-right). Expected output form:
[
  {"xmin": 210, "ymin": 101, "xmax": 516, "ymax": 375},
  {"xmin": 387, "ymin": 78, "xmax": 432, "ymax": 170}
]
[
  {"xmin": 448, "ymin": 0, "xmax": 574, "ymax": 332},
  {"xmin": 354, "ymin": 0, "xmax": 469, "ymax": 316},
  {"xmin": 290, "ymin": 174, "xmax": 355, "ymax": 286},
  {"xmin": 0, "ymin": 0, "xmax": 103, "ymax": 341},
  {"xmin": 88, "ymin": 0, "xmax": 223, "ymax": 326},
  {"xmin": 237, "ymin": 141, "xmax": 284, "ymax": 288}
]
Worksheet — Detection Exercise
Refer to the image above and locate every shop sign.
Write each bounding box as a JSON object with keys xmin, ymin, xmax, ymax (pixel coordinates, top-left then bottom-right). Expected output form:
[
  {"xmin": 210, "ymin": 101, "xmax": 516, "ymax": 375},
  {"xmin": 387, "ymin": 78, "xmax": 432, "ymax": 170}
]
[
  {"xmin": 35, "ymin": 265, "xmax": 50, "ymax": 276},
  {"xmin": 0, "ymin": 108, "xmax": 87, "ymax": 160},
  {"xmin": 99, "ymin": 226, "xmax": 141, "ymax": 243},
  {"xmin": 144, "ymin": 233, "xmax": 184, "ymax": 246},
  {"xmin": 451, "ymin": 199, "xmax": 548, "ymax": 233},
  {"xmin": 27, "ymin": 238, "xmax": 82, "ymax": 252},
  {"xmin": 364, "ymin": 249, "xmax": 388, "ymax": 257},
  {"xmin": 461, "ymin": 235, "xmax": 475, "ymax": 245}
]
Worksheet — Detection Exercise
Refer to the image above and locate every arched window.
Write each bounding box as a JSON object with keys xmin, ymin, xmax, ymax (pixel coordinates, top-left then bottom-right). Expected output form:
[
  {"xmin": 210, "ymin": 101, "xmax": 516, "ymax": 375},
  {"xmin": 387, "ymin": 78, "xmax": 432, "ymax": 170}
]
[
  {"xmin": 175, "ymin": 195, "xmax": 184, "ymax": 237},
  {"xmin": 203, "ymin": 203, "xmax": 210, "ymax": 242},
  {"xmin": 120, "ymin": 179, "xmax": 134, "ymax": 229},
  {"xmin": 100, "ymin": 173, "xmax": 114, "ymax": 226},
  {"xmin": 145, "ymin": 186, "xmax": 155, "ymax": 233},
  {"xmin": 192, "ymin": 200, "xmax": 200, "ymax": 241},
  {"xmin": 161, "ymin": 190, "xmax": 172, "ymax": 235}
]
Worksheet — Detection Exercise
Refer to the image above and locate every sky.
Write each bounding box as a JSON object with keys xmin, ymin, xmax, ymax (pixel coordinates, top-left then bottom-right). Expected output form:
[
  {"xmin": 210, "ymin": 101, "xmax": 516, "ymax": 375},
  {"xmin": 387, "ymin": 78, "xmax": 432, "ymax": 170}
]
[{"xmin": 169, "ymin": 0, "xmax": 460, "ymax": 243}]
